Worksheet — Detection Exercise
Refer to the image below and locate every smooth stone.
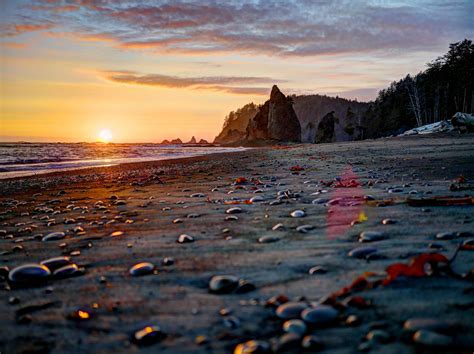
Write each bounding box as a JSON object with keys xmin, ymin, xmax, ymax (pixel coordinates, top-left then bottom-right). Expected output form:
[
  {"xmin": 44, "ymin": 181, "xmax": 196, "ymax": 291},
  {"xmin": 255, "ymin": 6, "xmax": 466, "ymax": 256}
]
[
  {"xmin": 403, "ymin": 318, "xmax": 456, "ymax": 334},
  {"xmin": 312, "ymin": 198, "xmax": 328, "ymax": 204},
  {"xmin": 132, "ymin": 325, "xmax": 164, "ymax": 346},
  {"xmin": 223, "ymin": 316, "xmax": 241, "ymax": 329},
  {"xmin": 40, "ymin": 256, "xmax": 72, "ymax": 271},
  {"xmin": 290, "ymin": 210, "xmax": 305, "ymax": 218},
  {"xmin": 172, "ymin": 218, "xmax": 183, "ymax": 224},
  {"xmin": 359, "ymin": 231, "xmax": 385, "ymax": 242},
  {"xmin": 258, "ymin": 235, "xmax": 280, "ymax": 243},
  {"xmin": 276, "ymin": 302, "xmax": 309, "ymax": 320},
  {"xmin": 301, "ymin": 305, "xmax": 338, "ymax": 326},
  {"xmin": 187, "ymin": 213, "xmax": 200, "ymax": 218},
  {"xmin": 250, "ymin": 196, "xmax": 264, "ymax": 203},
  {"xmin": 53, "ymin": 264, "xmax": 80, "ymax": 278},
  {"xmin": 381, "ymin": 218, "xmax": 396, "ymax": 225},
  {"xmin": 162, "ymin": 257, "xmax": 174, "ymax": 266},
  {"xmin": 190, "ymin": 193, "xmax": 205, "ymax": 198},
  {"xmin": 129, "ymin": 262, "xmax": 155, "ymax": 276},
  {"xmin": 225, "ymin": 215, "xmax": 239, "ymax": 221},
  {"xmin": 348, "ymin": 246, "xmax": 378, "ymax": 259},
  {"xmin": 296, "ymin": 224, "xmax": 314, "ymax": 233},
  {"xmin": 274, "ymin": 333, "xmax": 301, "ymax": 352},
  {"xmin": 110, "ymin": 231, "xmax": 124, "ymax": 237},
  {"xmin": 8, "ymin": 264, "xmax": 51, "ymax": 284},
  {"xmin": 366, "ymin": 329, "xmax": 391, "ymax": 343},
  {"xmin": 42, "ymin": 232, "xmax": 65, "ymax": 242},
  {"xmin": 226, "ymin": 207, "xmax": 243, "ymax": 214},
  {"xmin": 235, "ymin": 279, "xmax": 256, "ymax": 294},
  {"xmin": 272, "ymin": 223, "xmax": 285, "ymax": 231},
  {"xmin": 209, "ymin": 275, "xmax": 239, "ymax": 294},
  {"xmin": 177, "ymin": 234, "xmax": 194, "ymax": 243},
  {"xmin": 436, "ymin": 232, "xmax": 457, "ymax": 240},
  {"xmin": 301, "ymin": 335, "xmax": 324, "ymax": 351},
  {"xmin": 413, "ymin": 330, "xmax": 453, "ymax": 347},
  {"xmin": 345, "ymin": 314, "xmax": 361, "ymax": 326},
  {"xmin": 234, "ymin": 340, "xmax": 271, "ymax": 354},
  {"xmin": 283, "ymin": 319, "xmax": 307, "ymax": 336},
  {"xmin": 308, "ymin": 266, "xmax": 327, "ymax": 275}
]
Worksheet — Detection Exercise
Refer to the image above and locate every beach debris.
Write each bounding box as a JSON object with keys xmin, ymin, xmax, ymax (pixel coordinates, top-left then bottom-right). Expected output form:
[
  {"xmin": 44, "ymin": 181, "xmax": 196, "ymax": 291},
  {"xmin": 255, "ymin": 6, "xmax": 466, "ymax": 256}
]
[
  {"xmin": 177, "ymin": 234, "xmax": 194, "ymax": 243},
  {"xmin": 129, "ymin": 262, "xmax": 155, "ymax": 276}
]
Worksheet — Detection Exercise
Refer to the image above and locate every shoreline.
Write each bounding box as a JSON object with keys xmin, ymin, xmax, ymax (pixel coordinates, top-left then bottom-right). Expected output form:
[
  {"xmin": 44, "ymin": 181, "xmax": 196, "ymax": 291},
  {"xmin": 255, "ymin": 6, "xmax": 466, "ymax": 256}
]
[{"xmin": 1, "ymin": 134, "xmax": 474, "ymax": 354}]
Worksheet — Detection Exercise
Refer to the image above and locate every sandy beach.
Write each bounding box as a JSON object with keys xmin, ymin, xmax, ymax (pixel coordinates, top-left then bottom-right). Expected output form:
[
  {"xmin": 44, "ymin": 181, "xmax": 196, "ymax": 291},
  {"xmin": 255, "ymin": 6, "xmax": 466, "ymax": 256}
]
[{"xmin": 1, "ymin": 134, "xmax": 474, "ymax": 354}]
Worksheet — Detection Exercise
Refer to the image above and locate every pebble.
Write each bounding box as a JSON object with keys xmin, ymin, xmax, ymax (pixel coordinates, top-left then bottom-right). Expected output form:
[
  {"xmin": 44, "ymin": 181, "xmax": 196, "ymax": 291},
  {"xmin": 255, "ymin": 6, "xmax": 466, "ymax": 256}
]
[
  {"xmin": 110, "ymin": 231, "xmax": 124, "ymax": 237},
  {"xmin": 359, "ymin": 231, "xmax": 385, "ymax": 242},
  {"xmin": 235, "ymin": 279, "xmax": 256, "ymax": 294},
  {"xmin": 40, "ymin": 256, "xmax": 72, "ymax": 271},
  {"xmin": 412, "ymin": 330, "xmax": 453, "ymax": 346},
  {"xmin": 172, "ymin": 218, "xmax": 183, "ymax": 224},
  {"xmin": 382, "ymin": 218, "xmax": 396, "ymax": 225},
  {"xmin": 276, "ymin": 302, "xmax": 308, "ymax": 320},
  {"xmin": 8, "ymin": 264, "xmax": 51, "ymax": 284},
  {"xmin": 250, "ymin": 196, "xmax": 264, "ymax": 203},
  {"xmin": 300, "ymin": 305, "xmax": 338, "ymax": 326},
  {"xmin": 345, "ymin": 314, "xmax": 361, "ymax": 326},
  {"xmin": 283, "ymin": 319, "xmax": 307, "ymax": 336},
  {"xmin": 308, "ymin": 266, "xmax": 327, "ymax": 275},
  {"xmin": 366, "ymin": 329, "xmax": 391, "ymax": 343},
  {"xmin": 162, "ymin": 257, "xmax": 174, "ymax": 266},
  {"xmin": 348, "ymin": 246, "xmax": 378, "ymax": 259},
  {"xmin": 177, "ymin": 234, "xmax": 194, "ymax": 243},
  {"xmin": 290, "ymin": 210, "xmax": 305, "ymax": 218},
  {"xmin": 312, "ymin": 198, "xmax": 328, "ymax": 204},
  {"xmin": 226, "ymin": 207, "xmax": 243, "ymax": 214},
  {"xmin": 301, "ymin": 335, "xmax": 324, "ymax": 351},
  {"xmin": 53, "ymin": 264, "xmax": 81, "ymax": 278},
  {"xmin": 436, "ymin": 232, "xmax": 457, "ymax": 240},
  {"xmin": 234, "ymin": 340, "xmax": 271, "ymax": 354},
  {"xmin": 225, "ymin": 215, "xmax": 239, "ymax": 221},
  {"xmin": 129, "ymin": 262, "xmax": 155, "ymax": 276},
  {"xmin": 209, "ymin": 275, "xmax": 239, "ymax": 294},
  {"xmin": 296, "ymin": 224, "xmax": 314, "ymax": 233},
  {"xmin": 258, "ymin": 235, "xmax": 280, "ymax": 243},
  {"xmin": 272, "ymin": 223, "xmax": 285, "ymax": 231},
  {"xmin": 403, "ymin": 318, "xmax": 456, "ymax": 333},
  {"xmin": 190, "ymin": 193, "xmax": 205, "ymax": 198},
  {"xmin": 274, "ymin": 333, "xmax": 301, "ymax": 352},
  {"xmin": 223, "ymin": 316, "xmax": 241, "ymax": 329},
  {"xmin": 42, "ymin": 232, "xmax": 66, "ymax": 242},
  {"xmin": 132, "ymin": 325, "xmax": 164, "ymax": 346}
]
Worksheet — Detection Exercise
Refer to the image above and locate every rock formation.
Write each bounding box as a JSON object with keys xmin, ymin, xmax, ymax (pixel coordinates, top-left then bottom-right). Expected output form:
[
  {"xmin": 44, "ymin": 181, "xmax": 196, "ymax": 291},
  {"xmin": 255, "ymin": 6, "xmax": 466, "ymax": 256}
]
[
  {"xmin": 314, "ymin": 111, "xmax": 336, "ymax": 143},
  {"xmin": 198, "ymin": 139, "xmax": 209, "ymax": 144},
  {"xmin": 160, "ymin": 139, "xmax": 170, "ymax": 145},
  {"xmin": 170, "ymin": 138, "xmax": 183, "ymax": 144},
  {"xmin": 186, "ymin": 136, "xmax": 197, "ymax": 144},
  {"xmin": 246, "ymin": 85, "xmax": 301, "ymax": 143}
]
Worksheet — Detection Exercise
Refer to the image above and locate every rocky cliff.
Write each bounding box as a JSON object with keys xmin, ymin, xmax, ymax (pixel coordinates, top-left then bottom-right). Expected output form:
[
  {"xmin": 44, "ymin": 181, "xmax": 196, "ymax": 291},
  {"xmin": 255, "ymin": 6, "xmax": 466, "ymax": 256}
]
[{"xmin": 214, "ymin": 87, "xmax": 370, "ymax": 145}]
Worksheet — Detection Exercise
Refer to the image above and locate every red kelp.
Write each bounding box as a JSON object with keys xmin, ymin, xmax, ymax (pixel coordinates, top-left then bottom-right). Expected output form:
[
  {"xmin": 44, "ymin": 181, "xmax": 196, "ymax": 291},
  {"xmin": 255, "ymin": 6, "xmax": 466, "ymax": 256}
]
[
  {"xmin": 327, "ymin": 253, "xmax": 450, "ymax": 304},
  {"xmin": 290, "ymin": 165, "xmax": 305, "ymax": 172},
  {"xmin": 234, "ymin": 177, "xmax": 247, "ymax": 184}
]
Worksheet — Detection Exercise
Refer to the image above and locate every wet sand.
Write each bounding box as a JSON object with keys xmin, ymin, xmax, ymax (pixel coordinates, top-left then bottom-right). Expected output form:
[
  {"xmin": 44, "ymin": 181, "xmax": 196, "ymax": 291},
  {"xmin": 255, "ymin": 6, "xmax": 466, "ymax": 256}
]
[{"xmin": 1, "ymin": 134, "xmax": 474, "ymax": 354}]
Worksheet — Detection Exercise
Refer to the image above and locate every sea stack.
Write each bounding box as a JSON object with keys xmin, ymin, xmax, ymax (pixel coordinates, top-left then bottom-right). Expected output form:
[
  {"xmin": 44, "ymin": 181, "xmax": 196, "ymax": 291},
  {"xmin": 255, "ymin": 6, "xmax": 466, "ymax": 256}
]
[{"xmin": 246, "ymin": 85, "xmax": 301, "ymax": 143}]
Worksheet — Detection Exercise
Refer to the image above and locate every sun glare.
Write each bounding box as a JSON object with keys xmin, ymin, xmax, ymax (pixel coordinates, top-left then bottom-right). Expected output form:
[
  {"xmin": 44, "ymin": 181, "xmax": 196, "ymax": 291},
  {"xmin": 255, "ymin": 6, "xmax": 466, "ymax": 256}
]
[{"xmin": 98, "ymin": 129, "xmax": 113, "ymax": 143}]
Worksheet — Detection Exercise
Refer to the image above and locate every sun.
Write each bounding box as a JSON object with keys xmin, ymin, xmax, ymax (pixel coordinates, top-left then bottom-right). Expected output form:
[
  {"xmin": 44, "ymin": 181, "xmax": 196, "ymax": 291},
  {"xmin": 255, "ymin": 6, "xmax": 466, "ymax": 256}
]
[{"xmin": 98, "ymin": 129, "xmax": 113, "ymax": 143}]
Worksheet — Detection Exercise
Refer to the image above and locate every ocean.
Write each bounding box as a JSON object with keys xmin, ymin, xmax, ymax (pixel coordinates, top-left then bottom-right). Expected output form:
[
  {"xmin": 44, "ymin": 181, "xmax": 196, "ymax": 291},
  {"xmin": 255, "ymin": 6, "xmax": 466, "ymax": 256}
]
[{"xmin": 0, "ymin": 143, "xmax": 245, "ymax": 179}]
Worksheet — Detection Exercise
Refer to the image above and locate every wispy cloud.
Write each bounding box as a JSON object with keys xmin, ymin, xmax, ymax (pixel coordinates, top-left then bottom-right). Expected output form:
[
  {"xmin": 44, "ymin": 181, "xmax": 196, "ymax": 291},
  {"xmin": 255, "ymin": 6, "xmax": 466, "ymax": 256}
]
[
  {"xmin": 3, "ymin": 0, "xmax": 472, "ymax": 56},
  {"xmin": 102, "ymin": 70, "xmax": 278, "ymax": 95}
]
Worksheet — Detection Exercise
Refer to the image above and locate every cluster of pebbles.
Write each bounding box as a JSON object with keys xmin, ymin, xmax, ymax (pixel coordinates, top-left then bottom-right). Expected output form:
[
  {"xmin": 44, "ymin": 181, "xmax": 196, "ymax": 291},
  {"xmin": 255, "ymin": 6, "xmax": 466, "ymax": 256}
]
[{"xmin": 1, "ymin": 137, "xmax": 474, "ymax": 353}]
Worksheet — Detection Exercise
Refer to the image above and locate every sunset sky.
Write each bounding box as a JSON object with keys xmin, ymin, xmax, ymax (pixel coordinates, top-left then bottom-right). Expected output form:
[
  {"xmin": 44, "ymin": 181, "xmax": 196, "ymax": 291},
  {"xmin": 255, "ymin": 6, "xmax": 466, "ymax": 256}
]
[{"xmin": 1, "ymin": 0, "xmax": 473, "ymax": 143}]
